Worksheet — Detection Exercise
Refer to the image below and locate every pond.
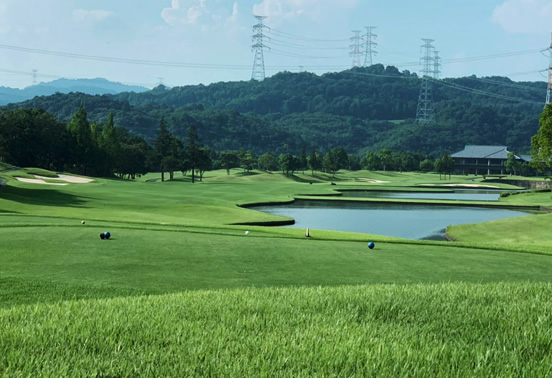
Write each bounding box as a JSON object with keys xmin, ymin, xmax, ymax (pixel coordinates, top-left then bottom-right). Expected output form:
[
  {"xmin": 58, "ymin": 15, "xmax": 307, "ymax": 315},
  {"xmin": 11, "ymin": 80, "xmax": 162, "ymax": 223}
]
[
  {"xmin": 339, "ymin": 189, "xmax": 521, "ymax": 202},
  {"xmin": 252, "ymin": 199, "xmax": 530, "ymax": 240}
]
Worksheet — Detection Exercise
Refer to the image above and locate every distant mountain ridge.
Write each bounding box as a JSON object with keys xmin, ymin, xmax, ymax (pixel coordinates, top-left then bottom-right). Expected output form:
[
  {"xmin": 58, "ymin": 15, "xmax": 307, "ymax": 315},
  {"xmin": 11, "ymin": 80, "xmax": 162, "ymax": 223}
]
[
  {"xmin": 0, "ymin": 78, "xmax": 148, "ymax": 105},
  {"xmin": 5, "ymin": 66, "xmax": 546, "ymax": 156}
]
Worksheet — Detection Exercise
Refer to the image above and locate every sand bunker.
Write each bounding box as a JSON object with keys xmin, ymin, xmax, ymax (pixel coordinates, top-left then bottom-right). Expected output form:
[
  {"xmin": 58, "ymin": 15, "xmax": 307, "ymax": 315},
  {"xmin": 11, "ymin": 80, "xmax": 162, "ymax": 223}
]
[
  {"xmin": 356, "ymin": 178, "xmax": 389, "ymax": 183},
  {"xmin": 15, "ymin": 177, "xmax": 68, "ymax": 186},
  {"xmin": 34, "ymin": 174, "xmax": 94, "ymax": 183},
  {"xmin": 15, "ymin": 174, "xmax": 93, "ymax": 185}
]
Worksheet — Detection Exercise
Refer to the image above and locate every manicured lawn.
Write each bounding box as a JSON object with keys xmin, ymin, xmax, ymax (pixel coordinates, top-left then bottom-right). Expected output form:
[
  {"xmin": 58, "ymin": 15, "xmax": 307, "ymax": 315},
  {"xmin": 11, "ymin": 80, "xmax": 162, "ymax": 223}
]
[
  {"xmin": 2, "ymin": 168, "xmax": 552, "ymax": 376},
  {"xmin": 2, "ymin": 283, "xmax": 552, "ymax": 376}
]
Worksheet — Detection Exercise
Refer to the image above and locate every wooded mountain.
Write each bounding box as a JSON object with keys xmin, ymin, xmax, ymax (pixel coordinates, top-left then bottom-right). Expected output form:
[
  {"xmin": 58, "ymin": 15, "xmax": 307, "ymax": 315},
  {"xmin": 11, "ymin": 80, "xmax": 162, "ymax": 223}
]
[
  {"xmin": 7, "ymin": 65, "xmax": 545, "ymax": 156},
  {"xmin": 0, "ymin": 78, "xmax": 148, "ymax": 106}
]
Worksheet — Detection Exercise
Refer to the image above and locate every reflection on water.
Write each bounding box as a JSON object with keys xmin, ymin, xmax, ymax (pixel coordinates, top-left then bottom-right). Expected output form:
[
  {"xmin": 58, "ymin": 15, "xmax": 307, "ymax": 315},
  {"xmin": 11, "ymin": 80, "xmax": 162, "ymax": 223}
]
[
  {"xmin": 339, "ymin": 189, "xmax": 521, "ymax": 202},
  {"xmin": 253, "ymin": 199, "xmax": 529, "ymax": 240}
]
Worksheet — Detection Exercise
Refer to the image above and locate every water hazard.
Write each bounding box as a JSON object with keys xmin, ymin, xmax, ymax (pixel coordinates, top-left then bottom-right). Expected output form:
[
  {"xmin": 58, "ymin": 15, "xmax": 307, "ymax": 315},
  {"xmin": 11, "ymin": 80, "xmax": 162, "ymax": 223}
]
[
  {"xmin": 339, "ymin": 188, "xmax": 520, "ymax": 202},
  {"xmin": 252, "ymin": 199, "xmax": 529, "ymax": 240}
]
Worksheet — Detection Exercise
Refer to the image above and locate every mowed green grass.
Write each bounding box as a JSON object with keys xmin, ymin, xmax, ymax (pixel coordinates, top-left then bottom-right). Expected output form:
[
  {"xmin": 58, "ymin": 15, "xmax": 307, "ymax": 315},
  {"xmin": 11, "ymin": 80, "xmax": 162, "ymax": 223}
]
[
  {"xmin": 2, "ymin": 283, "xmax": 552, "ymax": 376},
  {"xmin": 3, "ymin": 221, "xmax": 552, "ymax": 308},
  {"xmin": 2, "ymin": 168, "xmax": 552, "ymax": 375}
]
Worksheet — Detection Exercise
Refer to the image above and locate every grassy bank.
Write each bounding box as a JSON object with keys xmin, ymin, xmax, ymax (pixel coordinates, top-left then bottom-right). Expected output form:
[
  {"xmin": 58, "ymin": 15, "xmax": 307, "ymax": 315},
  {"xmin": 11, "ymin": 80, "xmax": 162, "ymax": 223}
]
[{"xmin": 2, "ymin": 283, "xmax": 552, "ymax": 376}]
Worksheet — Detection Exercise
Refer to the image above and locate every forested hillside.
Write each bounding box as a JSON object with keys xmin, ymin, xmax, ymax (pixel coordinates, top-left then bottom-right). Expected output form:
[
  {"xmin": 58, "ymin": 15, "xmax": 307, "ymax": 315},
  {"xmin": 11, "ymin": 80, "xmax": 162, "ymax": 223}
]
[{"xmin": 8, "ymin": 65, "xmax": 545, "ymax": 156}]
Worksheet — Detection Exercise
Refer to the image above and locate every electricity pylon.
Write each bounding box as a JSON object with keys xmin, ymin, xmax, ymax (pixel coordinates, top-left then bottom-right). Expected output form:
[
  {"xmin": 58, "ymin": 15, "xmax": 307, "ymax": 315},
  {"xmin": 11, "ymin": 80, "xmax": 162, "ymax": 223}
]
[
  {"xmin": 363, "ymin": 26, "xmax": 377, "ymax": 67},
  {"xmin": 416, "ymin": 39, "xmax": 435, "ymax": 123},
  {"xmin": 350, "ymin": 30, "xmax": 363, "ymax": 67},
  {"xmin": 546, "ymin": 33, "xmax": 552, "ymax": 105},
  {"xmin": 251, "ymin": 15, "xmax": 268, "ymax": 81}
]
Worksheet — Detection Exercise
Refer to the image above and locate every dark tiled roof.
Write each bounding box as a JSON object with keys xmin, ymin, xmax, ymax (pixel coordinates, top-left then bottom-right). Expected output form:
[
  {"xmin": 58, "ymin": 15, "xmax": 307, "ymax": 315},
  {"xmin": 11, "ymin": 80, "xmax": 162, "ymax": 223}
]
[{"xmin": 451, "ymin": 145, "xmax": 509, "ymax": 159}]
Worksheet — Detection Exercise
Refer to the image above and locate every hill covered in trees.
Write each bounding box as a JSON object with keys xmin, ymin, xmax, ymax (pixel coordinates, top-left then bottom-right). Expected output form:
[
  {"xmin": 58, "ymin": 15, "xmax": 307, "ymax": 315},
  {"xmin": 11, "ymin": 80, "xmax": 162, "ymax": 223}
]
[
  {"xmin": 7, "ymin": 65, "xmax": 545, "ymax": 156},
  {"xmin": 0, "ymin": 78, "xmax": 148, "ymax": 106}
]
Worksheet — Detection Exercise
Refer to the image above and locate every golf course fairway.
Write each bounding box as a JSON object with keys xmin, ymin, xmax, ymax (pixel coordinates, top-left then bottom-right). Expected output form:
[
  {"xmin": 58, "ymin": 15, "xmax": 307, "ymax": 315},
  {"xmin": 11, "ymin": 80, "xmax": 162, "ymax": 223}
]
[{"xmin": 1, "ymin": 168, "xmax": 552, "ymax": 376}]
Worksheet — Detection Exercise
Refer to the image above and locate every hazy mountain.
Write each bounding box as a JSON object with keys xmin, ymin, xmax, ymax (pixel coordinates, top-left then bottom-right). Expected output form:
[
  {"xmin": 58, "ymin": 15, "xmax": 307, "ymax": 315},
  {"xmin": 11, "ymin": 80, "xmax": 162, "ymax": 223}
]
[{"xmin": 0, "ymin": 78, "xmax": 148, "ymax": 105}]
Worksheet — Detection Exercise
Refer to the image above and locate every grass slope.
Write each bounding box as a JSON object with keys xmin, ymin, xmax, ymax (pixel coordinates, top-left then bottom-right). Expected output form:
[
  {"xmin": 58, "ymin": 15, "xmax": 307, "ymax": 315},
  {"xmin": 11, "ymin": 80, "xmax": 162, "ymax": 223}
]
[{"xmin": 2, "ymin": 283, "xmax": 552, "ymax": 376}]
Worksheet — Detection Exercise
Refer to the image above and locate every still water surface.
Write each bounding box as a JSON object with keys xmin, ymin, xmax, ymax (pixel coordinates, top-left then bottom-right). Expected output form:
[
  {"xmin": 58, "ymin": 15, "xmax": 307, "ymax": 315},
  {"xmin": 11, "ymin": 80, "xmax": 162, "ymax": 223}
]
[
  {"xmin": 339, "ymin": 189, "xmax": 519, "ymax": 202},
  {"xmin": 253, "ymin": 199, "xmax": 529, "ymax": 240}
]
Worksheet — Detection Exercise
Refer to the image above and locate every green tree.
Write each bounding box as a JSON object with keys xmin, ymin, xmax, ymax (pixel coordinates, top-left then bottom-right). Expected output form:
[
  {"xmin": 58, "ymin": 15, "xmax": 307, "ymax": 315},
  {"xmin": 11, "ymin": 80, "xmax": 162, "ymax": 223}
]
[
  {"xmin": 419, "ymin": 158, "xmax": 434, "ymax": 172},
  {"xmin": 197, "ymin": 147, "xmax": 213, "ymax": 181},
  {"xmin": 299, "ymin": 146, "xmax": 308, "ymax": 173},
  {"xmin": 531, "ymin": 104, "xmax": 552, "ymax": 173},
  {"xmin": 348, "ymin": 154, "xmax": 361, "ymax": 171},
  {"xmin": 238, "ymin": 150, "xmax": 257, "ymax": 172},
  {"xmin": 323, "ymin": 147, "xmax": 349, "ymax": 176},
  {"xmin": 99, "ymin": 112, "xmax": 120, "ymax": 176},
  {"xmin": 278, "ymin": 153, "xmax": 294, "ymax": 176},
  {"xmin": 154, "ymin": 118, "xmax": 173, "ymax": 182},
  {"xmin": 67, "ymin": 107, "xmax": 94, "ymax": 175},
  {"xmin": 220, "ymin": 152, "xmax": 240, "ymax": 175},
  {"xmin": 435, "ymin": 154, "xmax": 455, "ymax": 179},
  {"xmin": 376, "ymin": 149, "xmax": 393, "ymax": 171},
  {"xmin": 361, "ymin": 151, "xmax": 380, "ymax": 170},
  {"xmin": 185, "ymin": 126, "xmax": 201, "ymax": 183},
  {"xmin": 307, "ymin": 149, "xmax": 322, "ymax": 176},
  {"xmin": 258, "ymin": 152, "xmax": 278, "ymax": 171},
  {"xmin": 505, "ymin": 152, "xmax": 521, "ymax": 176}
]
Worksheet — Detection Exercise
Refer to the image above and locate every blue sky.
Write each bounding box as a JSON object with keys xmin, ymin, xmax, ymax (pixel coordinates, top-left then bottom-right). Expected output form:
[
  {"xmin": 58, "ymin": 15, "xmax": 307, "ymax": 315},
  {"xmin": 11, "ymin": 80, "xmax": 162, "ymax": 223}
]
[{"xmin": 0, "ymin": 0, "xmax": 550, "ymax": 88}]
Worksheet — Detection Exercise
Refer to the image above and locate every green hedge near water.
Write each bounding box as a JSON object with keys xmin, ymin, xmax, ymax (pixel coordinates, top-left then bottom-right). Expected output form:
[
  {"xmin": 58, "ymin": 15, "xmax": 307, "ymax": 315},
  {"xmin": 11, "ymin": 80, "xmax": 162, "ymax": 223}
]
[{"xmin": 1, "ymin": 283, "xmax": 552, "ymax": 376}]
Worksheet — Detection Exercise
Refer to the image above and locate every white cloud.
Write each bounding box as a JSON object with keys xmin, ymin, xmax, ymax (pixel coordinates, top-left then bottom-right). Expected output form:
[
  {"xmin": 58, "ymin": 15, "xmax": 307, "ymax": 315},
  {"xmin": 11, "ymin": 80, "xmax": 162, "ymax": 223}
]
[
  {"xmin": 161, "ymin": 0, "xmax": 207, "ymax": 26},
  {"xmin": 252, "ymin": 0, "xmax": 357, "ymax": 22},
  {"xmin": 492, "ymin": 0, "xmax": 552, "ymax": 34},
  {"xmin": 73, "ymin": 9, "xmax": 115, "ymax": 22},
  {"xmin": 226, "ymin": 2, "xmax": 238, "ymax": 24}
]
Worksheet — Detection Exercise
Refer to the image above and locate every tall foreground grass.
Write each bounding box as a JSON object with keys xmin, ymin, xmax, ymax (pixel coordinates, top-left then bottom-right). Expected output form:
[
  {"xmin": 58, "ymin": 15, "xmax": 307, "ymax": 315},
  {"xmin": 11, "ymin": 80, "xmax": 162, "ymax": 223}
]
[{"xmin": 2, "ymin": 282, "xmax": 552, "ymax": 376}]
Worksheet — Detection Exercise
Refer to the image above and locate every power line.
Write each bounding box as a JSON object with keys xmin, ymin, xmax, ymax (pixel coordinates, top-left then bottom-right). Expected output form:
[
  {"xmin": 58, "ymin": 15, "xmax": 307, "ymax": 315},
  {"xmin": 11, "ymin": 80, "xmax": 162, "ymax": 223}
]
[
  {"xmin": 344, "ymin": 69, "xmax": 542, "ymax": 105},
  {"xmin": 269, "ymin": 28, "xmax": 349, "ymax": 43},
  {"xmin": 268, "ymin": 39, "xmax": 348, "ymax": 50},
  {"xmin": 431, "ymin": 77, "xmax": 541, "ymax": 105},
  {"xmin": 269, "ymin": 47, "xmax": 345, "ymax": 60},
  {"xmin": 0, "ymin": 43, "xmax": 252, "ymax": 70}
]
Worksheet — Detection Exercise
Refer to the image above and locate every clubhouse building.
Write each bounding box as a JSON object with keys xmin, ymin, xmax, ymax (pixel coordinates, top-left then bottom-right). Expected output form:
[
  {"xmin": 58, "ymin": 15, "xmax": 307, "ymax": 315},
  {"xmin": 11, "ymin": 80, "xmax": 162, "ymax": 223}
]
[{"xmin": 451, "ymin": 145, "xmax": 529, "ymax": 175}]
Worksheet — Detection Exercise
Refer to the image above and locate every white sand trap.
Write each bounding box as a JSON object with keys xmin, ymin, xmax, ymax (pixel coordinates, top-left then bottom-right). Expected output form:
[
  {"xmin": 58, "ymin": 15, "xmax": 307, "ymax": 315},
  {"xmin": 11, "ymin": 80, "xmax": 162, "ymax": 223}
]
[
  {"xmin": 34, "ymin": 174, "xmax": 94, "ymax": 183},
  {"xmin": 357, "ymin": 178, "xmax": 389, "ymax": 183},
  {"xmin": 15, "ymin": 177, "xmax": 68, "ymax": 186}
]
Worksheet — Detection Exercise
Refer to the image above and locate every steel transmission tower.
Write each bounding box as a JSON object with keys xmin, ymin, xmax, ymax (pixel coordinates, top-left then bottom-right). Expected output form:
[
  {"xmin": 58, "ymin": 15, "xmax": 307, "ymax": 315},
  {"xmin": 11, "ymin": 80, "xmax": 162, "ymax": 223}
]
[
  {"xmin": 350, "ymin": 30, "xmax": 363, "ymax": 67},
  {"xmin": 546, "ymin": 33, "xmax": 552, "ymax": 105},
  {"xmin": 416, "ymin": 39, "xmax": 436, "ymax": 123},
  {"xmin": 363, "ymin": 26, "xmax": 377, "ymax": 67},
  {"xmin": 32, "ymin": 69, "xmax": 38, "ymax": 85},
  {"xmin": 251, "ymin": 15, "xmax": 269, "ymax": 81}
]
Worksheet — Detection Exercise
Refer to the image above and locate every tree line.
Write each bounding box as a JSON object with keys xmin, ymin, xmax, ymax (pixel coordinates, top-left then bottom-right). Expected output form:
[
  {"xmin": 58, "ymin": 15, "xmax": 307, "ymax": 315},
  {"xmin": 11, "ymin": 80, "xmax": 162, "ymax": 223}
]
[{"xmin": 0, "ymin": 107, "xmax": 466, "ymax": 180}]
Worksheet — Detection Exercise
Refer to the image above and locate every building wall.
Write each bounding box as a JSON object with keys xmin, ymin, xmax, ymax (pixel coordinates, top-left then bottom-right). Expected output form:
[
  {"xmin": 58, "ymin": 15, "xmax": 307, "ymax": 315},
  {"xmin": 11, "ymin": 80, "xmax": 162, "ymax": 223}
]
[{"xmin": 453, "ymin": 158, "xmax": 505, "ymax": 175}]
